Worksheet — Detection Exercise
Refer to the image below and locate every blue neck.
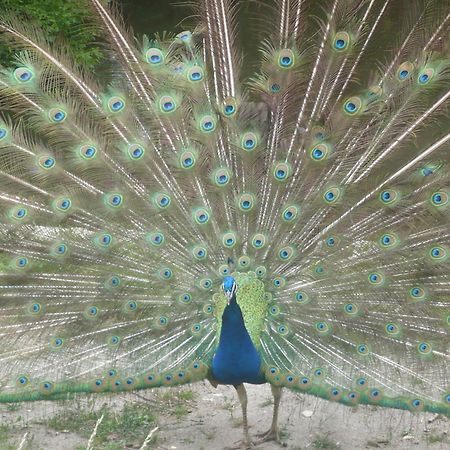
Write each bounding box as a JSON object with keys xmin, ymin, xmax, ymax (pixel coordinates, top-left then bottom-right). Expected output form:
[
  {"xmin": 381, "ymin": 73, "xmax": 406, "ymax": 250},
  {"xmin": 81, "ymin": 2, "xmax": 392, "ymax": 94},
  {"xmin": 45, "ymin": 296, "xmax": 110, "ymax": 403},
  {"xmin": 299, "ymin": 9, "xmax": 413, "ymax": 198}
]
[{"xmin": 211, "ymin": 297, "xmax": 265, "ymax": 385}]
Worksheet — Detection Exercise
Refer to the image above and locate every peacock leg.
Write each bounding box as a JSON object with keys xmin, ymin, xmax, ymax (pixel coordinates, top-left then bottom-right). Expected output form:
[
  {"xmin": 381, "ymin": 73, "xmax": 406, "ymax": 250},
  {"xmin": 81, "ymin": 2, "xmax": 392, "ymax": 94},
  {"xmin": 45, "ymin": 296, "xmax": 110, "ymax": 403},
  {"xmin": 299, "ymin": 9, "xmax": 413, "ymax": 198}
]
[
  {"xmin": 230, "ymin": 383, "xmax": 254, "ymax": 449},
  {"xmin": 255, "ymin": 384, "xmax": 282, "ymax": 444}
]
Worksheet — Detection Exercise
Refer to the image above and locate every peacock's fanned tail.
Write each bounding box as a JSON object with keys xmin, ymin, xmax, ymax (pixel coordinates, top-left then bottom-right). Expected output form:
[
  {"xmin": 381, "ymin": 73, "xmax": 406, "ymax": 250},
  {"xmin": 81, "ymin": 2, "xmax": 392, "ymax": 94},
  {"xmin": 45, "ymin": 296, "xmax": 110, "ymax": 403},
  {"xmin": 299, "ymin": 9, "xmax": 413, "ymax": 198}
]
[{"xmin": 0, "ymin": 0, "xmax": 449, "ymax": 415}]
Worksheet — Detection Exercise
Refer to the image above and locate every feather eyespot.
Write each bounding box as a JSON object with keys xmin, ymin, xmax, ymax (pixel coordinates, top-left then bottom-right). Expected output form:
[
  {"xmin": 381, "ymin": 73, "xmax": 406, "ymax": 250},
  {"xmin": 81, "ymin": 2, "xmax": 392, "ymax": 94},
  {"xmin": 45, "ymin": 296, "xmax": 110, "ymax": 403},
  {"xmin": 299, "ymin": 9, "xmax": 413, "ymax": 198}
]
[
  {"xmin": 14, "ymin": 67, "xmax": 34, "ymax": 82},
  {"xmin": 49, "ymin": 108, "xmax": 66, "ymax": 123},
  {"xmin": 146, "ymin": 48, "xmax": 164, "ymax": 65},
  {"xmin": 107, "ymin": 96, "xmax": 125, "ymax": 113},
  {"xmin": 333, "ymin": 32, "xmax": 351, "ymax": 51},
  {"xmin": 80, "ymin": 144, "xmax": 97, "ymax": 160}
]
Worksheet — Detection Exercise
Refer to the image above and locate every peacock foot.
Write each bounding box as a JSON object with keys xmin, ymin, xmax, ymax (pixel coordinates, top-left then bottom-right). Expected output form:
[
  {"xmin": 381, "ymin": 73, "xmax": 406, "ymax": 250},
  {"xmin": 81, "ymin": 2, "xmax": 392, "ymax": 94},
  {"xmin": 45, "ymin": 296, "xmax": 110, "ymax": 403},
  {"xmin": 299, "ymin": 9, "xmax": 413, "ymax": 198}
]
[
  {"xmin": 225, "ymin": 439, "xmax": 255, "ymax": 450},
  {"xmin": 254, "ymin": 426, "xmax": 283, "ymax": 445}
]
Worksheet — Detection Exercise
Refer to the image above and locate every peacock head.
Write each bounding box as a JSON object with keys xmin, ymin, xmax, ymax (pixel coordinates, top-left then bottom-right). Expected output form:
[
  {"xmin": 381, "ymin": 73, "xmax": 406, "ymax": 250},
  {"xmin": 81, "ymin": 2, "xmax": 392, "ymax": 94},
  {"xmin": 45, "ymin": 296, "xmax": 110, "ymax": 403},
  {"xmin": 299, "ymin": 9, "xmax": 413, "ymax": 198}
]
[{"xmin": 223, "ymin": 276, "xmax": 237, "ymax": 305}]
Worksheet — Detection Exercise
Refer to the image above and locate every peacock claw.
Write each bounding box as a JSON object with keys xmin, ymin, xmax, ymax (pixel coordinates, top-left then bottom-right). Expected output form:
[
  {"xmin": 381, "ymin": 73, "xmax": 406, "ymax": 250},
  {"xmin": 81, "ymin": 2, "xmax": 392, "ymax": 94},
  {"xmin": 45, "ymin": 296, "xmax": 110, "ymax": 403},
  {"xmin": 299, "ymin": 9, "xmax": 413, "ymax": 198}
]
[
  {"xmin": 225, "ymin": 439, "xmax": 255, "ymax": 450},
  {"xmin": 254, "ymin": 427, "xmax": 282, "ymax": 445}
]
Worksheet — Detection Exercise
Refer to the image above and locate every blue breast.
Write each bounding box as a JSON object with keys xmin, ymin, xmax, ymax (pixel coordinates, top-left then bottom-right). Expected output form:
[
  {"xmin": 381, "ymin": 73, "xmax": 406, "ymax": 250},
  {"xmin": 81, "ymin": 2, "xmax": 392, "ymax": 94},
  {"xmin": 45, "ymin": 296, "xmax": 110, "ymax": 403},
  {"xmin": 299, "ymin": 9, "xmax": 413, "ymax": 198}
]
[{"xmin": 212, "ymin": 299, "xmax": 265, "ymax": 385}]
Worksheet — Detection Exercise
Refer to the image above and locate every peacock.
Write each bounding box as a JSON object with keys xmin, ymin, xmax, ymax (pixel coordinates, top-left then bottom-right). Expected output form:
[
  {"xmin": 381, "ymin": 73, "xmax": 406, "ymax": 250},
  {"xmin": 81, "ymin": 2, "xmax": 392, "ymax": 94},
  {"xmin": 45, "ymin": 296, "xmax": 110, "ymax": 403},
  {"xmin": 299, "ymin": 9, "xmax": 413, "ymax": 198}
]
[{"xmin": 0, "ymin": 0, "xmax": 449, "ymax": 448}]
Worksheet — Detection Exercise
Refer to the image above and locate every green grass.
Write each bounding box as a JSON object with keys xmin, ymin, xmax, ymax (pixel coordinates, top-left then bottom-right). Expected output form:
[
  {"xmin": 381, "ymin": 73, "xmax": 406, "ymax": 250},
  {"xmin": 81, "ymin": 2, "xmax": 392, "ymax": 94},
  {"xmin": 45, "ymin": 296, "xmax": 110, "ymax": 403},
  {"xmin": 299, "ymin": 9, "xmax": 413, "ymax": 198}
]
[
  {"xmin": 312, "ymin": 434, "xmax": 340, "ymax": 449},
  {"xmin": 426, "ymin": 432, "xmax": 448, "ymax": 444},
  {"xmin": 45, "ymin": 401, "xmax": 157, "ymax": 449},
  {"xmin": 0, "ymin": 424, "xmax": 15, "ymax": 450},
  {"xmin": 41, "ymin": 388, "xmax": 196, "ymax": 448},
  {"xmin": 158, "ymin": 388, "xmax": 195, "ymax": 417}
]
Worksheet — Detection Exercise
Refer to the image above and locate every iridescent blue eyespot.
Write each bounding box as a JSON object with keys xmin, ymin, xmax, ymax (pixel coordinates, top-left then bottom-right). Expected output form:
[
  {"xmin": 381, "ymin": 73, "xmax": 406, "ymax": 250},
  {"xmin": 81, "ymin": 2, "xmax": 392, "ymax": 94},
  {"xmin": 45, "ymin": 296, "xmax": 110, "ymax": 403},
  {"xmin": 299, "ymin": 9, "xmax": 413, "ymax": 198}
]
[
  {"xmin": 323, "ymin": 187, "xmax": 340, "ymax": 203},
  {"xmin": 125, "ymin": 300, "xmax": 137, "ymax": 312},
  {"xmin": 385, "ymin": 323, "xmax": 397, "ymax": 334},
  {"xmin": 0, "ymin": 127, "xmax": 8, "ymax": 140},
  {"xmin": 14, "ymin": 67, "xmax": 34, "ymax": 82},
  {"xmin": 357, "ymin": 378, "xmax": 366, "ymax": 386},
  {"xmin": 417, "ymin": 68, "xmax": 434, "ymax": 85},
  {"xmin": 18, "ymin": 376, "xmax": 29, "ymax": 385},
  {"xmin": 49, "ymin": 108, "xmax": 67, "ymax": 123},
  {"xmin": 346, "ymin": 102, "xmax": 356, "ymax": 112},
  {"xmin": 153, "ymin": 193, "xmax": 171, "ymax": 209},
  {"xmin": 160, "ymin": 268, "xmax": 172, "ymax": 279},
  {"xmin": 379, "ymin": 233, "xmax": 398, "ymax": 248},
  {"xmin": 333, "ymin": 32, "xmax": 350, "ymax": 51},
  {"xmin": 38, "ymin": 156, "xmax": 55, "ymax": 169},
  {"xmin": 199, "ymin": 278, "xmax": 212, "ymax": 290},
  {"xmin": 177, "ymin": 31, "xmax": 192, "ymax": 42},
  {"xmin": 251, "ymin": 234, "xmax": 266, "ymax": 249},
  {"xmin": 200, "ymin": 116, "xmax": 216, "ymax": 132},
  {"xmin": 282, "ymin": 205, "xmax": 299, "ymax": 222},
  {"xmin": 357, "ymin": 344, "xmax": 369, "ymax": 355},
  {"xmin": 222, "ymin": 233, "xmax": 236, "ymax": 248},
  {"xmin": 344, "ymin": 303, "xmax": 357, "ymax": 314},
  {"xmin": 295, "ymin": 291, "xmax": 309, "ymax": 304},
  {"xmin": 146, "ymin": 48, "xmax": 164, "ymax": 65},
  {"xmin": 188, "ymin": 66, "xmax": 203, "ymax": 82},
  {"xmin": 16, "ymin": 208, "xmax": 27, "ymax": 219},
  {"xmin": 57, "ymin": 244, "xmax": 67, "ymax": 255},
  {"xmin": 273, "ymin": 162, "xmax": 290, "ymax": 181},
  {"xmin": 128, "ymin": 144, "xmax": 145, "ymax": 160},
  {"xmin": 225, "ymin": 105, "xmax": 235, "ymax": 114},
  {"xmin": 316, "ymin": 322, "xmax": 329, "ymax": 332},
  {"xmin": 379, "ymin": 189, "xmax": 399, "ymax": 205},
  {"xmin": 313, "ymin": 148, "xmax": 324, "ymax": 159},
  {"xmin": 158, "ymin": 316, "xmax": 169, "ymax": 326},
  {"xmin": 331, "ymin": 388, "xmax": 340, "ymax": 397},
  {"xmin": 429, "ymin": 245, "xmax": 447, "ymax": 261},
  {"xmin": 164, "ymin": 101, "xmax": 174, "ymax": 111},
  {"xmin": 179, "ymin": 293, "xmax": 192, "ymax": 304},
  {"xmin": 106, "ymin": 96, "xmax": 126, "ymax": 113},
  {"xmin": 271, "ymin": 83, "xmax": 281, "ymax": 93},
  {"xmin": 241, "ymin": 132, "xmax": 258, "ymax": 151},
  {"xmin": 94, "ymin": 232, "xmax": 112, "ymax": 249},
  {"xmin": 418, "ymin": 342, "xmax": 432, "ymax": 354},
  {"xmin": 431, "ymin": 191, "xmax": 448, "ymax": 207},
  {"xmin": 269, "ymin": 305, "xmax": 280, "ymax": 316},
  {"xmin": 16, "ymin": 257, "xmax": 28, "ymax": 268},
  {"xmin": 397, "ymin": 62, "xmax": 414, "ymax": 81},
  {"xmin": 80, "ymin": 145, "xmax": 97, "ymax": 159},
  {"xmin": 280, "ymin": 56, "xmax": 292, "ymax": 67},
  {"xmin": 245, "ymin": 138, "xmax": 254, "ymax": 149},
  {"xmin": 111, "ymin": 100, "xmax": 123, "ymax": 111},
  {"xmin": 159, "ymin": 95, "xmax": 177, "ymax": 113}
]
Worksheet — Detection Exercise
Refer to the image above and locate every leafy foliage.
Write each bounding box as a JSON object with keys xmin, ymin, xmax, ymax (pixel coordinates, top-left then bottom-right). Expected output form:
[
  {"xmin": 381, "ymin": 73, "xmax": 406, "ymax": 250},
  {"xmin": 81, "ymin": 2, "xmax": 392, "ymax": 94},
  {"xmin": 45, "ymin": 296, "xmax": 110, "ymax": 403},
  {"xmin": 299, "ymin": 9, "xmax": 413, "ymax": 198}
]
[{"xmin": 0, "ymin": 0, "xmax": 102, "ymax": 68}]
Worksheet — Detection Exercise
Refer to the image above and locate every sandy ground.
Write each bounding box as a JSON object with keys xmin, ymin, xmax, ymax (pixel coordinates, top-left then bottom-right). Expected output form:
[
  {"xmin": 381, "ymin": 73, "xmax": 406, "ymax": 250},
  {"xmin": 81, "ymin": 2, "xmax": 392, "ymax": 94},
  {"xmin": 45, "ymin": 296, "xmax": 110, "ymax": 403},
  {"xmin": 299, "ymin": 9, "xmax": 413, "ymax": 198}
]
[{"xmin": 0, "ymin": 381, "xmax": 448, "ymax": 450}]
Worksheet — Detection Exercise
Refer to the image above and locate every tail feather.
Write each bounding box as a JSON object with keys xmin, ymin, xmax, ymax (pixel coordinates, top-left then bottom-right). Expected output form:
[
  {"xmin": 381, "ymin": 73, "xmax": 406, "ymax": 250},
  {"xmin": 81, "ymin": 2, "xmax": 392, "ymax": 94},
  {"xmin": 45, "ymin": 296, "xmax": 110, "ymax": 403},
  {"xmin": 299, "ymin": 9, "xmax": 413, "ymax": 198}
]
[{"xmin": 0, "ymin": 0, "xmax": 448, "ymax": 415}]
